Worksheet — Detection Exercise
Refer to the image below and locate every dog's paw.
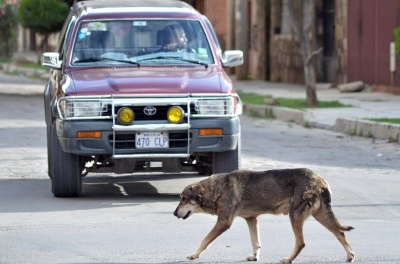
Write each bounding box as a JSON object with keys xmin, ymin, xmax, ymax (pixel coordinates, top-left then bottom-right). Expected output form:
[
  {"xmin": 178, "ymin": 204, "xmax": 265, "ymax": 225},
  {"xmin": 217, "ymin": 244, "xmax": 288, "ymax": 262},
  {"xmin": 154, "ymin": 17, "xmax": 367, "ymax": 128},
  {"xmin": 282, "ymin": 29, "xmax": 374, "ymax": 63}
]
[
  {"xmin": 246, "ymin": 255, "xmax": 258, "ymax": 261},
  {"xmin": 187, "ymin": 254, "xmax": 199, "ymax": 260},
  {"xmin": 280, "ymin": 258, "xmax": 292, "ymax": 263},
  {"xmin": 346, "ymin": 253, "xmax": 355, "ymax": 262}
]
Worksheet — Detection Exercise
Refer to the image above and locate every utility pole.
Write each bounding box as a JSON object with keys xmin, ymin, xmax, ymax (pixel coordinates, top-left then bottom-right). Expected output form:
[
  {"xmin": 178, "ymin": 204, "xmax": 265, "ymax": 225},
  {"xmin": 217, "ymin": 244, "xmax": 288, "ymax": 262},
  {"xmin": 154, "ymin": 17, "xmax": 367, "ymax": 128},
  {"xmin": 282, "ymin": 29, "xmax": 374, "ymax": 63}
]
[
  {"xmin": 226, "ymin": 0, "xmax": 236, "ymax": 75},
  {"xmin": 235, "ymin": 0, "xmax": 248, "ymax": 80}
]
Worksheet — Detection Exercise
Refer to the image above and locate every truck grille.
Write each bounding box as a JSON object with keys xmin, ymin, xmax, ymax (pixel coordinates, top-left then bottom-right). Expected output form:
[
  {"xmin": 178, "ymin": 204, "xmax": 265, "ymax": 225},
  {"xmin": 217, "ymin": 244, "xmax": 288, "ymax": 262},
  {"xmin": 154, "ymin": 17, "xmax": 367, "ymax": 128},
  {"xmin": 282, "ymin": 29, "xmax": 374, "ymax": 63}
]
[
  {"xmin": 103, "ymin": 105, "xmax": 198, "ymax": 121},
  {"xmin": 56, "ymin": 94, "xmax": 242, "ymax": 120},
  {"xmin": 109, "ymin": 132, "xmax": 191, "ymax": 149}
]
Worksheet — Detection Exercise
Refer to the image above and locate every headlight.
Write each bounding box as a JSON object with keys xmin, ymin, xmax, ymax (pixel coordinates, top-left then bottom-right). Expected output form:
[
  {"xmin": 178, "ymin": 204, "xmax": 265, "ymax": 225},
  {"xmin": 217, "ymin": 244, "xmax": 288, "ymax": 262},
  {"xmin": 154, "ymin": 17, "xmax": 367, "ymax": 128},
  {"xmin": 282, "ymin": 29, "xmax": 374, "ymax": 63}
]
[
  {"xmin": 59, "ymin": 99, "xmax": 103, "ymax": 118},
  {"xmin": 195, "ymin": 98, "xmax": 234, "ymax": 115},
  {"xmin": 235, "ymin": 97, "xmax": 243, "ymax": 115},
  {"xmin": 73, "ymin": 101, "xmax": 102, "ymax": 117}
]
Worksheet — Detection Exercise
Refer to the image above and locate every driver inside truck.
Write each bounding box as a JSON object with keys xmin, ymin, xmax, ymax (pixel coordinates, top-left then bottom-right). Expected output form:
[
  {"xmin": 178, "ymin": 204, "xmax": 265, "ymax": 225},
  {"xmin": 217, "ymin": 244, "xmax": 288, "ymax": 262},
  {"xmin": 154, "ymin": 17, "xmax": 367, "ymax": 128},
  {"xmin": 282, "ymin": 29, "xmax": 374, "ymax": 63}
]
[{"xmin": 163, "ymin": 24, "xmax": 195, "ymax": 53}]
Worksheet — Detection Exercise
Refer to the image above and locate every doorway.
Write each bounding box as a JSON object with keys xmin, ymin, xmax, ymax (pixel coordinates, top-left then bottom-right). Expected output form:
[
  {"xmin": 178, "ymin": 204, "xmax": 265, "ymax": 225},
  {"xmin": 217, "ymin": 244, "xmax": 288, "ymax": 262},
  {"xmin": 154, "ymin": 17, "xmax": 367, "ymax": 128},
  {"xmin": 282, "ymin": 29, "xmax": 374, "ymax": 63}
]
[{"xmin": 322, "ymin": 0, "xmax": 336, "ymax": 83}]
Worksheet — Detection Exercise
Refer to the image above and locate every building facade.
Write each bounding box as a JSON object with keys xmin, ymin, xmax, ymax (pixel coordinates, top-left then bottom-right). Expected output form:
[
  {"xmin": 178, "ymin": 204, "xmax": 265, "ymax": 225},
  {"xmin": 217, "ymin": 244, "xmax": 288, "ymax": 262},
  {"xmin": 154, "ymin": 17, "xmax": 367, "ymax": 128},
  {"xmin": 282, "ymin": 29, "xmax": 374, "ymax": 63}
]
[
  {"xmin": 191, "ymin": 0, "xmax": 400, "ymax": 93},
  {"xmin": 16, "ymin": 0, "xmax": 400, "ymax": 93}
]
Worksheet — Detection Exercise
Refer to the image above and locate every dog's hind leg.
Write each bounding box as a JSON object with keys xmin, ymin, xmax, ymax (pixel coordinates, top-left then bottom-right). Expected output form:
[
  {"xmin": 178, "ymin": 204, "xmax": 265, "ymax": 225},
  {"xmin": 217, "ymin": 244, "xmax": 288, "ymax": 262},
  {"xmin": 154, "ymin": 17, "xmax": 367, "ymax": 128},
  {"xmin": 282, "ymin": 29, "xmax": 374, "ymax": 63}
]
[
  {"xmin": 187, "ymin": 217, "xmax": 233, "ymax": 260},
  {"xmin": 281, "ymin": 194, "xmax": 320, "ymax": 264},
  {"xmin": 312, "ymin": 208, "xmax": 355, "ymax": 262},
  {"xmin": 245, "ymin": 217, "xmax": 261, "ymax": 261},
  {"xmin": 280, "ymin": 210, "xmax": 307, "ymax": 263}
]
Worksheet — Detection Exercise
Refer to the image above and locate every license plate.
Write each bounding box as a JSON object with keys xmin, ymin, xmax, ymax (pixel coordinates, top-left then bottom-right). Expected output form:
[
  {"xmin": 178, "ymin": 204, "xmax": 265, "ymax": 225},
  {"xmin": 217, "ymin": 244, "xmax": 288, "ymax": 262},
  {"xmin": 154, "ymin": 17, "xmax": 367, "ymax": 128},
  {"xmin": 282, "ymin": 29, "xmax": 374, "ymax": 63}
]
[{"xmin": 135, "ymin": 132, "xmax": 169, "ymax": 148}]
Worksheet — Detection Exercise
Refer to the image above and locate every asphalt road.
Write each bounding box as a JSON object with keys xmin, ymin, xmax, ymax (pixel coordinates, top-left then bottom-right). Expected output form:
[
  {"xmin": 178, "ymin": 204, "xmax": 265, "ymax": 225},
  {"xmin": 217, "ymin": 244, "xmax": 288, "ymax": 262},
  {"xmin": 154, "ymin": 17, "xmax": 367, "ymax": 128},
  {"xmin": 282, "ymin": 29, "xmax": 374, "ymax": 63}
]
[{"xmin": 0, "ymin": 90, "xmax": 400, "ymax": 263}]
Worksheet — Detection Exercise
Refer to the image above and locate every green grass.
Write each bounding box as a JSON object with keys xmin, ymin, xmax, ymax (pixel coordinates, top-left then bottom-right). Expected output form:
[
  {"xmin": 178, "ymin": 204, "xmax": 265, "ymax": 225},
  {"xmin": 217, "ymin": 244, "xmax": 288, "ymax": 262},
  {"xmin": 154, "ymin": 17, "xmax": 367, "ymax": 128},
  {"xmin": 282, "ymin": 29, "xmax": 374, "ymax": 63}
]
[
  {"xmin": 4, "ymin": 70, "xmax": 22, "ymax": 76},
  {"xmin": 238, "ymin": 91, "xmax": 350, "ymax": 109},
  {"xmin": 15, "ymin": 61, "xmax": 45, "ymax": 70},
  {"xmin": 0, "ymin": 58, "xmax": 12, "ymax": 64},
  {"xmin": 0, "ymin": 58, "xmax": 12, "ymax": 70},
  {"xmin": 364, "ymin": 118, "xmax": 400, "ymax": 124},
  {"xmin": 30, "ymin": 72, "xmax": 48, "ymax": 81},
  {"xmin": 238, "ymin": 92, "xmax": 273, "ymax": 105},
  {"xmin": 0, "ymin": 58, "xmax": 44, "ymax": 72}
]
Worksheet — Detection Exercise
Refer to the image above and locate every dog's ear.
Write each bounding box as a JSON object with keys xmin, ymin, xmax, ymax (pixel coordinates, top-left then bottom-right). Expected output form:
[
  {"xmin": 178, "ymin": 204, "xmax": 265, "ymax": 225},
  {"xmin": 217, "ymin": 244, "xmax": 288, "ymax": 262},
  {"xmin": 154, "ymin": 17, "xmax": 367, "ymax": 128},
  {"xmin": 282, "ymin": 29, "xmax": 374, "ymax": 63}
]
[
  {"xmin": 194, "ymin": 188, "xmax": 203, "ymax": 203},
  {"xmin": 191, "ymin": 184, "xmax": 205, "ymax": 203},
  {"xmin": 190, "ymin": 184, "xmax": 204, "ymax": 194},
  {"xmin": 198, "ymin": 184, "xmax": 205, "ymax": 195},
  {"xmin": 195, "ymin": 193, "xmax": 202, "ymax": 203}
]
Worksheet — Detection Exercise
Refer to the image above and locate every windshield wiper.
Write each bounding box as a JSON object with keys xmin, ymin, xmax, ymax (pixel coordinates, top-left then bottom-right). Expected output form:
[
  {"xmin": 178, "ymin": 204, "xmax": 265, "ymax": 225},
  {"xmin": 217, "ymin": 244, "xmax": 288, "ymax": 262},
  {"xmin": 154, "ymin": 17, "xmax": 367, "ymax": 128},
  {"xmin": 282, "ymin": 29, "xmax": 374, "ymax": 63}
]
[
  {"xmin": 137, "ymin": 56, "xmax": 208, "ymax": 67},
  {"xmin": 174, "ymin": 57, "xmax": 209, "ymax": 68},
  {"xmin": 74, "ymin": 57, "xmax": 140, "ymax": 66}
]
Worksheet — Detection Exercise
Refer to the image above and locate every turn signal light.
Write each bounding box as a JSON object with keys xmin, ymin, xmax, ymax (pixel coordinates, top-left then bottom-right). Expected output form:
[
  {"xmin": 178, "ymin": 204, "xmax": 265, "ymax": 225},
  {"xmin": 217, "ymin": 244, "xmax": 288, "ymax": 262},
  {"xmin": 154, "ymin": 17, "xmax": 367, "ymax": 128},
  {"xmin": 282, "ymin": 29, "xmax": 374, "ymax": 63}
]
[
  {"xmin": 199, "ymin": 128, "xmax": 223, "ymax": 136},
  {"xmin": 77, "ymin": 131, "xmax": 102, "ymax": 138}
]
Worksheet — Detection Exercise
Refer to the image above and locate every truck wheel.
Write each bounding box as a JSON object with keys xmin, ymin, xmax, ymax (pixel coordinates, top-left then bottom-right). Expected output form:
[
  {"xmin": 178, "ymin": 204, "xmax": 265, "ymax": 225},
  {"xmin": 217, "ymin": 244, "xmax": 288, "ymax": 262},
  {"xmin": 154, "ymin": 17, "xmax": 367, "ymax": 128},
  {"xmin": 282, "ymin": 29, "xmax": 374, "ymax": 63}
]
[
  {"xmin": 50, "ymin": 122, "xmax": 82, "ymax": 197},
  {"xmin": 46, "ymin": 125, "xmax": 53, "ymax": 179},
  {"xmin": 212, "ymin": 137, "xmax": 241, "ymax": 174}
]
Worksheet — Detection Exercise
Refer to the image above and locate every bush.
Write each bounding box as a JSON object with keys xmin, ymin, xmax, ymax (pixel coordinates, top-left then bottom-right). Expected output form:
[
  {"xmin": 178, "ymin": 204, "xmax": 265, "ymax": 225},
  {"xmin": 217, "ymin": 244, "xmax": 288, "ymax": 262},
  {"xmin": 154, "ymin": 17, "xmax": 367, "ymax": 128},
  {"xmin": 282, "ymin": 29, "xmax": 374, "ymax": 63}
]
[
  {"xmin": 394, "ymin": 27, "xmax": 400, "ymax": 56},
  {"xmin": 0, "ymin": 0, "xmax": 19, "ymax": 58},
  {"xmin": 18, "ymin": 0, "xmax": 69, "ymax": 35}
]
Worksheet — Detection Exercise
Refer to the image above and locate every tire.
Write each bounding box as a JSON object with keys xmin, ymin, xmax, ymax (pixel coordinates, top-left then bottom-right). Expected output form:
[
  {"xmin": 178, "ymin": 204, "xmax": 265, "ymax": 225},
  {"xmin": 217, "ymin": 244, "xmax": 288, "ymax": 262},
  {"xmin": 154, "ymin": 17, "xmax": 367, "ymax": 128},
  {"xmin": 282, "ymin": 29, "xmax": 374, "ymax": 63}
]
[
  {"xmin": 46, "ymin": 125, "xmax": 53, "ymax": 179},
  {"xmin": 50, "ymin": 122, "xmax": 82, "ymax": 197},
  {"xmin": 212, "ymin": 135, "xmax": 241, "ymax": 174}
]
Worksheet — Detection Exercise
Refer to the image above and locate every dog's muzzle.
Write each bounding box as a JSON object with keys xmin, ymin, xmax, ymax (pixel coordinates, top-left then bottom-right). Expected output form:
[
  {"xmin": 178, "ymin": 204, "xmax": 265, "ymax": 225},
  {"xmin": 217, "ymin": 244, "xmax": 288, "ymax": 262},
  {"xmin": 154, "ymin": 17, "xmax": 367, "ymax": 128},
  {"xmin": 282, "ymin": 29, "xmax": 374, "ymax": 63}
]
[
  {"xmin": 182, "ymin": 211, "xmax": 191, "ymax": 220},
  {"xmin": 173, "ymin": 208, "xmax": 191, "ymax": 220}
]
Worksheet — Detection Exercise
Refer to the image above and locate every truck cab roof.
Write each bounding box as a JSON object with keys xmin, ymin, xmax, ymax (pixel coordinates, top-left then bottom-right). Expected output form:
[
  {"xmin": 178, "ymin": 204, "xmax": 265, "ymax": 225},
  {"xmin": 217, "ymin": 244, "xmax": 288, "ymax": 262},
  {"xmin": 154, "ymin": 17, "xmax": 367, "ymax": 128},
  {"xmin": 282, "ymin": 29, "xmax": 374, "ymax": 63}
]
[{"xmin": 72, "ymin": 0, "xmax": 200, "ymax": 20}]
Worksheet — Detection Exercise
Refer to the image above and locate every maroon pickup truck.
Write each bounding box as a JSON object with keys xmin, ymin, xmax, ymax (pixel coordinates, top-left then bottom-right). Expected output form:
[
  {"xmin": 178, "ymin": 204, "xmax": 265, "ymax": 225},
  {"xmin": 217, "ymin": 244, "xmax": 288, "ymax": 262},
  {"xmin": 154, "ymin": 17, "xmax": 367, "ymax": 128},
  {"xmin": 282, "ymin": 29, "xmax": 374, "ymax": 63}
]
[{"xmin": 41, "ymin": 0, "xmax": 243, "ymax": 197}]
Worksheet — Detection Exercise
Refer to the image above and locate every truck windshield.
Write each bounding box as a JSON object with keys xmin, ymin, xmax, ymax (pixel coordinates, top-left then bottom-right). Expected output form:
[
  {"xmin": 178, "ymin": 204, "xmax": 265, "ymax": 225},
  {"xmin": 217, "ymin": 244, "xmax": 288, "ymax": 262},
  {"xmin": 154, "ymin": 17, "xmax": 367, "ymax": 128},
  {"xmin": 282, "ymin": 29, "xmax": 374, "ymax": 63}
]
[{"xmin": 71, "ymin": 19, "xmax": 214, "ymax": 66}]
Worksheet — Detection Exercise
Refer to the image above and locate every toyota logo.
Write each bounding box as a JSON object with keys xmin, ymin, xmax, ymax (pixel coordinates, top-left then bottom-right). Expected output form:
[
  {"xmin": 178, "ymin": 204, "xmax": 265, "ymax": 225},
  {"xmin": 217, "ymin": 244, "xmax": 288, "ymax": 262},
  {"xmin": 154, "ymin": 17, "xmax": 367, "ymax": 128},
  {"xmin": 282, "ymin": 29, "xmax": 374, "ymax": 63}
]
[{"xmin": 143, "ymin": 106, "xmax": 157, "ymax": 116}]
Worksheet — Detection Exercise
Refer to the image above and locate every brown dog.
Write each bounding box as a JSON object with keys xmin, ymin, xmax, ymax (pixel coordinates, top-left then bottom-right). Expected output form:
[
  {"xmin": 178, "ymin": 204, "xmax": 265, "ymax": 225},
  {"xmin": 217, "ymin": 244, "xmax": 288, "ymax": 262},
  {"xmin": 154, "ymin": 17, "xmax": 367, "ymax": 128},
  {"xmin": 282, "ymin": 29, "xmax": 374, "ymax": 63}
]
[{"xmin": 173, "ymin": 168, "xmax": 355, "ymax": 263}]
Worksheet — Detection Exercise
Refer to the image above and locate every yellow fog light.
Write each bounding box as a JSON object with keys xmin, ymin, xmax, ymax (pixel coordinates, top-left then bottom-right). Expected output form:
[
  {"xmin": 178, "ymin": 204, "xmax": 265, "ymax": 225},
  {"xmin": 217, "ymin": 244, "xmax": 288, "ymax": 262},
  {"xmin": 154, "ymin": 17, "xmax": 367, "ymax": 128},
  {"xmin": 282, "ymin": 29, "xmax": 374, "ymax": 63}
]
[
  {"xmin": 117, "ymin": 107, "xmax": 134, "ymax": 124},
  {"xmin": 167, "ymin": 106, "xmax": 184, "ymax": 123}
]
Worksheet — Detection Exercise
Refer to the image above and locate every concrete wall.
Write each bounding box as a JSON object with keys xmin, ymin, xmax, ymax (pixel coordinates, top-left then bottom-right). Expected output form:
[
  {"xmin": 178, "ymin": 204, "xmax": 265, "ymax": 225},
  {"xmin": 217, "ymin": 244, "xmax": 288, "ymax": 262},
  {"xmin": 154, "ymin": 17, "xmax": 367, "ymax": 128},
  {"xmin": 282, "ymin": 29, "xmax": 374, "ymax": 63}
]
[
  {"xmin": 269, "ymin": 0, "xmax": 305, "ymax": 83},
  {"xmin": 202, "ymin": 0, "xmax": 228, "ymax": 50},
  {"xmin": 201, "ymin": 0, "xmax": 268, "ymax": 80},
  {"xmin": 269, "ymin": 0, "xmax": 348, "ymax": 85},
  {"xmin": 17, "ymin": 28, "xmax": 58, "ymax": 53}
]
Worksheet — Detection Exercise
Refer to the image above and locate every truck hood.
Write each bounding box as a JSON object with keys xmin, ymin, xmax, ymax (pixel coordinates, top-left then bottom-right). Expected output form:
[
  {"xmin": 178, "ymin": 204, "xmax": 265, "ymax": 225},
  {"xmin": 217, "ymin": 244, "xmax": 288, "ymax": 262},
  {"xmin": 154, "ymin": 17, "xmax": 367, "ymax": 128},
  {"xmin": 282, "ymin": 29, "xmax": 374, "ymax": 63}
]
[{"xmin": 67, "ymin": 66, "xmax": 227, "ymax": 95}]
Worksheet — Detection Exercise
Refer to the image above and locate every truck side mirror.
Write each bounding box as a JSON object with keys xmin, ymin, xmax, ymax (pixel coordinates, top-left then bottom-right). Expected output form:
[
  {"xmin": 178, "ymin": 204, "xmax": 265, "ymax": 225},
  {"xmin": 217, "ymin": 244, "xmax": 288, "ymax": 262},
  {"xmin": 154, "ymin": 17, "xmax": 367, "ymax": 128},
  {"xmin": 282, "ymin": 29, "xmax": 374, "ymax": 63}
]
[
  {"xmin": 41, "ymin": 52, "xmax": 62, "ymax": 70},
  {"xmin": 221, "ymin": 50, "xmax": 243, "ymax": 68}
]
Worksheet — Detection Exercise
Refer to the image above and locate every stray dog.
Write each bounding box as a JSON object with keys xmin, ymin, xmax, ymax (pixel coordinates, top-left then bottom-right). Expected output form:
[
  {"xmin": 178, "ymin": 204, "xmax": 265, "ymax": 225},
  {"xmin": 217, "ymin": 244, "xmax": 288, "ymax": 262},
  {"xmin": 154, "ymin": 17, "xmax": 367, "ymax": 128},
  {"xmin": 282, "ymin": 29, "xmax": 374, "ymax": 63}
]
[{"xmin": 173, "ymin": 168, "xmax": 355, "ymax": 263}]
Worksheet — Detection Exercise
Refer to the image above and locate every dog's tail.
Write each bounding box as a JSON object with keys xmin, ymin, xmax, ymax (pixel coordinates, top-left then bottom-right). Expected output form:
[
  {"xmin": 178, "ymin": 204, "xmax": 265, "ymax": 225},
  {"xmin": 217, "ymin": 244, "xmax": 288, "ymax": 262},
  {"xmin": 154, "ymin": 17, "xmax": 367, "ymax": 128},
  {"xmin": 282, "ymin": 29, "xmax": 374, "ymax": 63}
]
[{"xmin": 321, "ymin": 188, "xmax": 354, "ymax": 231}]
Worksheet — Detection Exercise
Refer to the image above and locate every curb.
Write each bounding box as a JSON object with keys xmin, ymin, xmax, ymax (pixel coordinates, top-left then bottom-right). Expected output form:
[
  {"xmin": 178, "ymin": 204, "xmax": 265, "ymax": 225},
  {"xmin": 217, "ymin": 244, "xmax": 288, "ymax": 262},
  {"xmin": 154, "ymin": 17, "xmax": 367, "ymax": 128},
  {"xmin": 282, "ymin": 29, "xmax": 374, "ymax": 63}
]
[
  {"xmin": 243, "ymin": 104, "xmax": 305, "ymax": 125},
  {"xmin": 0, "ymin": 83, "xmax": 44, "ymax": 96},
  {"xmin": 243, "ymin": 103, "xmax": 400, "ymax": 142},
  {"xmin": 333, "ymin": 118, "xmax": 400, "ymax": 142}
]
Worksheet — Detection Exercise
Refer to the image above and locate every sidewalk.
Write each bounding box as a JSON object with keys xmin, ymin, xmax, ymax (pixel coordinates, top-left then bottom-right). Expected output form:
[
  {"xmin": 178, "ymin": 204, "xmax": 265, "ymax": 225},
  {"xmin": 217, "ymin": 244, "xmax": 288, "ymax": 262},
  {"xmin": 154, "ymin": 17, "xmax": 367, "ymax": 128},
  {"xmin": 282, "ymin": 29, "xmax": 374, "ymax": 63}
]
[
  {"xmin": 232, "ymin": 77, "xmax": 400, "ymax": 142},
  {"xmin": 1, "ymin": 53, "xmax": 399, "ymax": 142}
]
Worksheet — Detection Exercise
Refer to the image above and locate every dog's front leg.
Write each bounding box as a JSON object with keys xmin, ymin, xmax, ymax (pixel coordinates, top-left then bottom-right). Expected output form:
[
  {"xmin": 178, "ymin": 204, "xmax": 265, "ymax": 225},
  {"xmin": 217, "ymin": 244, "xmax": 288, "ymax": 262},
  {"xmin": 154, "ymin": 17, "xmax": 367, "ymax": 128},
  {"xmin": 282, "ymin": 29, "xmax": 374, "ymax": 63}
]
[
  {"xmin": 188, "ymin": 218, "xmax": 232, "ymax": 260},
  {"xmin": 245, "ymin": 217, "xmax": 261, "ymax": 261}
]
